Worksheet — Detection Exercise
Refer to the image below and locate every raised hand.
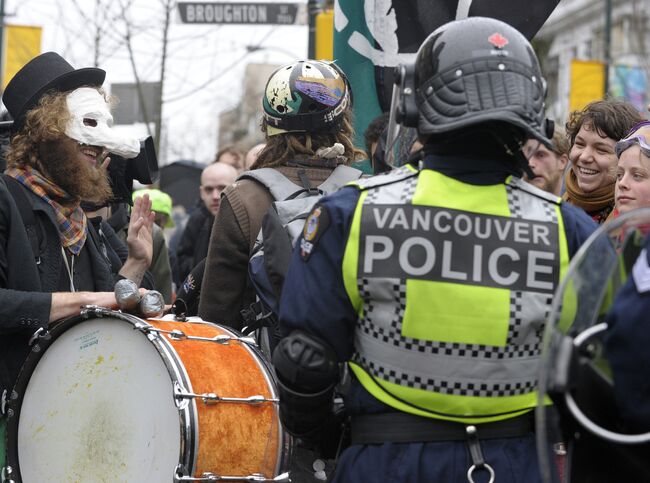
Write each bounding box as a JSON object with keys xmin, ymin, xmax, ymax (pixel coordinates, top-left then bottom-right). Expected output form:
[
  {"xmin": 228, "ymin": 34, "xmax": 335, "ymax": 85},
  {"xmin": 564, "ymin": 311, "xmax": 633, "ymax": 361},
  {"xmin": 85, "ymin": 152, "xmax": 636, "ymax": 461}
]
[{"xmin": 119, "ymin": 193, "xmax": 155, "ymax": 285}]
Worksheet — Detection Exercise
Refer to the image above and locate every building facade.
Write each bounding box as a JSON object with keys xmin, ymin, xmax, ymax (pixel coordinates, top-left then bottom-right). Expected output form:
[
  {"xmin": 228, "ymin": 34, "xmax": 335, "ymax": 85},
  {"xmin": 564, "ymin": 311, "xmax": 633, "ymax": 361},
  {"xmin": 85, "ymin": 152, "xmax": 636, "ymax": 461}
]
[
  {"xmin": 217, "ymin": 62, "xmax": 281, "ymax": 151},
  {"xmin": 536, "ymin": 0, "xmax": 649, "ymax": 124}
]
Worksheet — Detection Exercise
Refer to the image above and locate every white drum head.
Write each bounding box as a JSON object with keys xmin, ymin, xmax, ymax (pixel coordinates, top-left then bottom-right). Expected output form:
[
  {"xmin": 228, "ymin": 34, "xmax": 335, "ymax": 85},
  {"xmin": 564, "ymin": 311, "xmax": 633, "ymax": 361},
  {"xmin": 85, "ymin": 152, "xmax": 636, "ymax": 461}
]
[{"xmin": 17, "ymin": 317, "xmax": 181, "ymax": 482}]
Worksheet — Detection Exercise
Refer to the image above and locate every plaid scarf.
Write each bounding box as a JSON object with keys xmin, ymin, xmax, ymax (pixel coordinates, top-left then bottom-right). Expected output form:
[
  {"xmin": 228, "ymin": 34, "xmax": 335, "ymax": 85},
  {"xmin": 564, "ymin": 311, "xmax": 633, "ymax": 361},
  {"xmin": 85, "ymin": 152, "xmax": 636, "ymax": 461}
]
[{"xmin": 6, "ymin": 165, "xmax": 87, "ymax": 255}]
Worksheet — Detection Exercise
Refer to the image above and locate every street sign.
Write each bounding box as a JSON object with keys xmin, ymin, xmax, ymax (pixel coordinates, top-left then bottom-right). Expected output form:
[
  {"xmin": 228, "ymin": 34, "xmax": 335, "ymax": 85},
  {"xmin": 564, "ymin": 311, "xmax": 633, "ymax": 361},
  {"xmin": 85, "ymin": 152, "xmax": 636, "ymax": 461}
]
[{"xmin": 177, "ymin": 2, "xmax": 306, "ymax": 25}]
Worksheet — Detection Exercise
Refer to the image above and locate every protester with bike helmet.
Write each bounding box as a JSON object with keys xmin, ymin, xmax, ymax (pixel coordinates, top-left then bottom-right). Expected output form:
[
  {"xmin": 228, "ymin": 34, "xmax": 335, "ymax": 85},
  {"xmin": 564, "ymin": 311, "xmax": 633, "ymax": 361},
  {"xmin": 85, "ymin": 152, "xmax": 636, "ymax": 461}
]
[
  {"xmin": 198, "ymin": 59, "xmax": 363, "ymax": 331},
  {"xmin": 273, "ymin": 18, "xmax": 597, "ymax": 482}
]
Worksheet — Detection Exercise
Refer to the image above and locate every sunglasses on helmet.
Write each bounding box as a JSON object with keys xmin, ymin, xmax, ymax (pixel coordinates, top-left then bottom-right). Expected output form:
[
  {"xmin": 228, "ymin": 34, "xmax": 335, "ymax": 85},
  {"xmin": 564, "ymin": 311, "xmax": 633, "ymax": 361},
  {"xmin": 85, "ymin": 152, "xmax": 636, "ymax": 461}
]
[{"xmin": 615, "ymin": 134, "xmax": 650, "ymax": 158}]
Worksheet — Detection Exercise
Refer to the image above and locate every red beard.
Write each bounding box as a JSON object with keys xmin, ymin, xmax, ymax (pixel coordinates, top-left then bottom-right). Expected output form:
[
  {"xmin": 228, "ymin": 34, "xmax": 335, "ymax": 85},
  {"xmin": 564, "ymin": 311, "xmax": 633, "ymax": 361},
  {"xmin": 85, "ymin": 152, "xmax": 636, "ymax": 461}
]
[{"xmin": 38, "ymin": 137, "xmax": 113, "ymax": 205}]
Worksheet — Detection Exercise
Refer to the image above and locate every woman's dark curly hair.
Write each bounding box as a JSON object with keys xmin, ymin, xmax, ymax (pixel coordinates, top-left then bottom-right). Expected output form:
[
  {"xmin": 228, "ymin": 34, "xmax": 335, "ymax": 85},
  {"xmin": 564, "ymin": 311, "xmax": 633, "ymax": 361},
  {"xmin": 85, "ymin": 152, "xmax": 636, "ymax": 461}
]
[{"xmin": 565, "ymin": 99, "xmax": 643, "ymax": 146}]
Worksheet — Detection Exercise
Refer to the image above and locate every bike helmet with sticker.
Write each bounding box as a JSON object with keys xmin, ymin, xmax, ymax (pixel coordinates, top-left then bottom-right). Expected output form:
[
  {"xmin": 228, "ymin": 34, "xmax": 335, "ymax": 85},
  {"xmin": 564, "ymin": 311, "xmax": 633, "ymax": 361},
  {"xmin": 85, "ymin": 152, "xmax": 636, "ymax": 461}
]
[
  {"xmin": 415, "ymin": 17, "xmax": 549, "ymax": 145},
  {"xmin": 262, "ymin": 60, "xmax": 351, "ymax": 137}
]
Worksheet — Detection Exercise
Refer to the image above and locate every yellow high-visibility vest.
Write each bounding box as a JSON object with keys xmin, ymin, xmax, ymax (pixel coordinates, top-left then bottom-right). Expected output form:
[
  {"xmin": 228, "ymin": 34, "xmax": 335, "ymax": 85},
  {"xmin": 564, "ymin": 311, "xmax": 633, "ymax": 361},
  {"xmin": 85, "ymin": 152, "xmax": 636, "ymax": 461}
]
[{"xmin": 342, "ymin": 165, "xmax": 570, "ymax": 423}]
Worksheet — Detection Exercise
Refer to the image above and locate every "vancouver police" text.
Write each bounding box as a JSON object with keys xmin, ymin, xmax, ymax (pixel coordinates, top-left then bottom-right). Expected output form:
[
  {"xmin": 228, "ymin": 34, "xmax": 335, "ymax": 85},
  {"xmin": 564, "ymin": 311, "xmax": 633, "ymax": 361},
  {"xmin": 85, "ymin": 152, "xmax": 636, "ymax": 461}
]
[{"xmin": 359, "ymin": 205, "xmax": 559, "ymax": 293}]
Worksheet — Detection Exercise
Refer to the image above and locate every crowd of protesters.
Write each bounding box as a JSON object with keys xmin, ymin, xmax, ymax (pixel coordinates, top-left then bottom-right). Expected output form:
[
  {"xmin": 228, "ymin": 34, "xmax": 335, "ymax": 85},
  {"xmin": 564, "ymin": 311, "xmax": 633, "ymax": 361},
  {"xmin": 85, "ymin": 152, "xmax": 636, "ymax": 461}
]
[
  {"xmin": 1, "ymin": 16, "xmax": 650, "ymax": 483},
  {"xmin": 116, "ymin": 96, "xmax": 647, "ymax": 312}
]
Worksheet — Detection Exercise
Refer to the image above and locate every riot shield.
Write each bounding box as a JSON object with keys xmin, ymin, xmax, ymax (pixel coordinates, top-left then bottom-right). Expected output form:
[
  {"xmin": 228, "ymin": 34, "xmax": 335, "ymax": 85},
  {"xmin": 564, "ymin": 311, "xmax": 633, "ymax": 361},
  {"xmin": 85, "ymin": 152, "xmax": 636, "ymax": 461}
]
[
  {"xmin": 537, "ymin": 208, "xmax": 650, "ymax": 483},
  {"xmin": 382, "ymin": 63, "xmax": 421, "ymax": 171}
]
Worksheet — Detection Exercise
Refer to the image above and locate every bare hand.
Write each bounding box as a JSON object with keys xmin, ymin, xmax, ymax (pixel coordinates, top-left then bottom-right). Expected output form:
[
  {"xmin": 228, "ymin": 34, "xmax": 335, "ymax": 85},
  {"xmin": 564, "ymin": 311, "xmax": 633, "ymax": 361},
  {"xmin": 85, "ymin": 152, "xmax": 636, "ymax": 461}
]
[
  {"xmin": 118, "ymin": 194, "xmax": 155, "ymax": 286},
  {"xmin": 50, "ymin": 291, "xmax": 118, "ymax": 323},
  {"xmin": 126, "ymin": 193, "xmax": 155, "ymax": 267}
]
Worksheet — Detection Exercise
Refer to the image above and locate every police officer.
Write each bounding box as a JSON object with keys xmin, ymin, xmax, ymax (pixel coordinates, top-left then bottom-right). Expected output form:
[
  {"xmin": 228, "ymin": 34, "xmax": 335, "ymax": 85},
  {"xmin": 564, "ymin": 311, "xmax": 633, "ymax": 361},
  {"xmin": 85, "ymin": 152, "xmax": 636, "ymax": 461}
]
[{"xmin": 272, "ymin": 17, "xmax": 597, "ymax": 483}]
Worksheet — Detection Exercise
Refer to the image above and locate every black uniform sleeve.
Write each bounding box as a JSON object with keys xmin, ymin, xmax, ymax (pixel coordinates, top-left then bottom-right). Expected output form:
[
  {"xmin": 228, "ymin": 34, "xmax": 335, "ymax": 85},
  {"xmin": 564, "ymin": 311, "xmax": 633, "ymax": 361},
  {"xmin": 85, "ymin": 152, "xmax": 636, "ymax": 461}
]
[
  {"xmin": 278, "ymin": 187, "xmax": 361, "ymax": 361},
  {"xmin": 560, "ymin": 201, "xmax": 598, "ymax": 257}
]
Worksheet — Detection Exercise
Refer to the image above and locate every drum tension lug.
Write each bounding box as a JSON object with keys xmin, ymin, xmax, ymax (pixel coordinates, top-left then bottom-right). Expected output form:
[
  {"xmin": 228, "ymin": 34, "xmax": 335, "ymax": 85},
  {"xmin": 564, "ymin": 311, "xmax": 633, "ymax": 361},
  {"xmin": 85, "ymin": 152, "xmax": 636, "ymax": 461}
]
[
  {"xmin": 28, "ymin": 327, "xmax": 51, "ymax": 347},
  {"xmin": 136, "ymin": 324, "xmax": 258, "ymax": 346},
  {"xmin": 171, "ymin": 299, "xmax": 188, "ymax": 322},
  {"xmin": 173, "ymin": 465, "xmax": 291, "ymax": 482},
  {"xmin": 1, "ymin": 465, "xmax": 15, "ymax": 483},
  {"xmin": 174, "ymin": 382, "xmax": 278, "ymax": 406}
]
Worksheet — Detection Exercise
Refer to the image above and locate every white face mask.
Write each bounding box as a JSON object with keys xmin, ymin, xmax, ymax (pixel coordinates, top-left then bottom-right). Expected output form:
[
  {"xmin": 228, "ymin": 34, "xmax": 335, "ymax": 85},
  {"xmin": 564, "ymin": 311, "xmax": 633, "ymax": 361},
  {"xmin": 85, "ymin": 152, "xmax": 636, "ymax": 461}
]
[{"xmin": 65, "ymin": 87, "xmax": 140, "ymax": 159}]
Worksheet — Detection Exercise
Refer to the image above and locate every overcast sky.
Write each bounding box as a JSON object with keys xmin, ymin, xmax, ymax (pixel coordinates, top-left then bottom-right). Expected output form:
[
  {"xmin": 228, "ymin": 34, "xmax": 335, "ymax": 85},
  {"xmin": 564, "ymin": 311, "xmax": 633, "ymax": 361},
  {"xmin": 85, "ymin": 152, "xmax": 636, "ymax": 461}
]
[{"xmin": 3, "ymin": 0, "xmax": 308, "ymax": 165}]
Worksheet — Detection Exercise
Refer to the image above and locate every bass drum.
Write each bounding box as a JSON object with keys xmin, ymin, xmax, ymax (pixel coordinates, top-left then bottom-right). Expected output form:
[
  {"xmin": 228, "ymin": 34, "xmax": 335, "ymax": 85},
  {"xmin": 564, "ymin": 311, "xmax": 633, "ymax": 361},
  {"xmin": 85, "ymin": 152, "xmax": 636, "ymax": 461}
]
[{"xmin": 3, "ymin": 308, "xmax": 290, "ymax": 483}]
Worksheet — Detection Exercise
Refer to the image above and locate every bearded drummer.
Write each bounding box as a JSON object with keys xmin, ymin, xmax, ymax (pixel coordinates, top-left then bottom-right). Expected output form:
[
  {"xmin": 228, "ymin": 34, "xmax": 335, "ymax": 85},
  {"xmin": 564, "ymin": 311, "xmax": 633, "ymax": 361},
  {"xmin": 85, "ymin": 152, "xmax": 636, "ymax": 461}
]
[{"xmin": 0, "ymin": 52, "xmax": 154, "ymax": 460}]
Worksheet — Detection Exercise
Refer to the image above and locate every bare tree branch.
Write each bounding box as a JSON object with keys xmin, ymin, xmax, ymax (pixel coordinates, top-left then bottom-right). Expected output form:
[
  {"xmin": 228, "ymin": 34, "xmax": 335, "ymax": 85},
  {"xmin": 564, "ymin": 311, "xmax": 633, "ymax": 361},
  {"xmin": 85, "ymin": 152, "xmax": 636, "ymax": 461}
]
[{"xmin": 117, "ymin": 0, "xmax": 153, "ymax": 137}]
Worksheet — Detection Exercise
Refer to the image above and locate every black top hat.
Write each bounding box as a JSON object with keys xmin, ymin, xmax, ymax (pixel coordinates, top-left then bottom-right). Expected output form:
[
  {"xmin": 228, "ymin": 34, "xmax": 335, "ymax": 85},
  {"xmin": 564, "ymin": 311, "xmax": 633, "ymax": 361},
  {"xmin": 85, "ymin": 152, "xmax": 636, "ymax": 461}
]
[{"xmin": 2, "ymin": 52, "xmax": 105, "ymax": 131}]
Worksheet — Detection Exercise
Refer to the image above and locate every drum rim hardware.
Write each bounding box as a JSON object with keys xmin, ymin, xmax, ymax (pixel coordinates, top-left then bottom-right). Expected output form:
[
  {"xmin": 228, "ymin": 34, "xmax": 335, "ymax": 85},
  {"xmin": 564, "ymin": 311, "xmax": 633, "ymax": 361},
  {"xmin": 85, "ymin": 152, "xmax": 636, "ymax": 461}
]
[
  {"xmin": 80, "ymin": 304, "xmax": 112, "ymax": 317},
  {"xmin": 27, "ymin": 327, "xmax": 50, "ymax": 348},
  {"xmin": 173, "ymin": 466, "xmax": 291, "ymax": 482},
  {"xmin": 134, "ymin": 322, "xmax": 258, "ymax": 346},
  {"xmin": 174, "ymin": 382, "xmax": 279, "ymax": 407},
  {"xmin": 1, "ymin": 464, "xmax": 15, "ymax": 483},
  {"xmin": 1, "ymin": 389, "xmax": 6, "ymax": 416}
]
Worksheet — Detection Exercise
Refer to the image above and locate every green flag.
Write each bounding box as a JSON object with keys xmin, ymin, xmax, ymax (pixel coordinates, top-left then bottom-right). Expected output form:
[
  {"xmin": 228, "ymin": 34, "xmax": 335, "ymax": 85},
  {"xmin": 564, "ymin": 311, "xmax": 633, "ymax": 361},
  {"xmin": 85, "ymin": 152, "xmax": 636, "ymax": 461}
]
[{"xmin": 334, "ymin": 2, "xmax": 384, "ymax": 173}]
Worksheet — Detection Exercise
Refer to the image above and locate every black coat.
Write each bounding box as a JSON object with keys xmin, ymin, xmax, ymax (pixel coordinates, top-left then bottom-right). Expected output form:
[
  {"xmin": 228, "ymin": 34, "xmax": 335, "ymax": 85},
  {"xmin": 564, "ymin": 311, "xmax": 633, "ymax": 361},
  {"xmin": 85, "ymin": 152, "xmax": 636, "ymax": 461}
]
[
  {"xmin": 0, "ymin": 177, "xmax": 114, "ymax": 398},
  {"xmin": 173, "ymin": 204, "xmax": 213, "ymax": 286}
]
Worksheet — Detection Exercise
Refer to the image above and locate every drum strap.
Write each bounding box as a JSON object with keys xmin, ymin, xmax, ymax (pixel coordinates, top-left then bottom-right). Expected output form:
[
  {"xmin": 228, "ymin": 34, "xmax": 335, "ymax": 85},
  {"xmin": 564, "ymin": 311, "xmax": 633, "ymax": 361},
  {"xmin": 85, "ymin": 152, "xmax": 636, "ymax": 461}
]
[{"xmin": 350, "ymin": 412, "xmax": 534, "ymax": 445}]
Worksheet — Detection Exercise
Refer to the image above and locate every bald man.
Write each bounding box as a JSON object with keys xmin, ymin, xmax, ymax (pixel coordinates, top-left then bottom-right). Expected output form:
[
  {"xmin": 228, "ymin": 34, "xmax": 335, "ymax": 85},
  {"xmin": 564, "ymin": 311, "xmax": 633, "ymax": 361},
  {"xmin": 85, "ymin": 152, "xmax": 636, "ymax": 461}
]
[{"xmin": 173, "ymin": 162, "xmax": 238, "ymax": 285}]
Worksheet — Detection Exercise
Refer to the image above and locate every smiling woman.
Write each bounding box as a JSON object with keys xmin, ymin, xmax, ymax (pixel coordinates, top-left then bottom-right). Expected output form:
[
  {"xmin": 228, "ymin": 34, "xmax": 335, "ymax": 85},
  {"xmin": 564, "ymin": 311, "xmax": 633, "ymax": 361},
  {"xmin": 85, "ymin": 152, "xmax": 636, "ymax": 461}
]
[{"xmin": 563, "ymin": 99, "xmax": 643, "ymax": 224}]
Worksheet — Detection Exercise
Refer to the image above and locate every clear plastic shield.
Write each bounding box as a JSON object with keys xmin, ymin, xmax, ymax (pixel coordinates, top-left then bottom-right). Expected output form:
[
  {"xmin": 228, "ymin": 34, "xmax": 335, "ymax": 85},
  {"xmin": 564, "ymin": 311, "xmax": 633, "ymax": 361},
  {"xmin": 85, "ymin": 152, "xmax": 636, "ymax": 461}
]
[
  {"xmin": 383, "ymin": 63, "xmax": 420, "ymax": 171},
  {"xmin": 387, "ymin": 125, "xmax": 420, "ymax": 167},
  {"xmin": 536, "ymin": 208, "xmax": 650, "ymax": 483}
]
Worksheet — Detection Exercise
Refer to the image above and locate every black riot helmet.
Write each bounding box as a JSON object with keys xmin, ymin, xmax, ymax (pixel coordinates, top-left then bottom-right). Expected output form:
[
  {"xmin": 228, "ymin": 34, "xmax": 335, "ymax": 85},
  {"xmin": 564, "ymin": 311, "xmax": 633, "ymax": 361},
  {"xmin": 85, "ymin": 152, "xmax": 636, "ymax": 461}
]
[{"xmin": 408, "ymin": 17, "xmax": 550, "ymax": 146}]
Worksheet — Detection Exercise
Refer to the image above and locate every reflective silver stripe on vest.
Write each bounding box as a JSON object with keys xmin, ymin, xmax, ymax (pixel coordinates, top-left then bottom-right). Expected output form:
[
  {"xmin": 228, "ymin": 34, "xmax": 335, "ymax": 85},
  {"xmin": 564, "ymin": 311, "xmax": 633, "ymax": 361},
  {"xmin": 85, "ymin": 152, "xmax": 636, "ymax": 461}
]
[
  {"xmin": 353, "ymin": 165, "xmax": 417, "ymax": 192},
  {"xmin": 352, "ymin": 175, "xmax": 559, "ymax": 397}
]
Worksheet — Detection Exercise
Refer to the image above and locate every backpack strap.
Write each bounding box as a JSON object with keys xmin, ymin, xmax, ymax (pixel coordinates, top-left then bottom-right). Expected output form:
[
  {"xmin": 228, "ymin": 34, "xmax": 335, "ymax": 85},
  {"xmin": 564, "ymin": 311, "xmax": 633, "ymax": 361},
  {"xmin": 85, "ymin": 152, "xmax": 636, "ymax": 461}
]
[
  {"xmin": 239, "ymin": 168, "xmax": 304, "ymax": 201},
  {"xmin": 2, "ymin": 174, "xmax": 42, "ymax": 262},
  {"xmin": 317, "ymin": 165, "xmax": 363, "ymax": 194}
]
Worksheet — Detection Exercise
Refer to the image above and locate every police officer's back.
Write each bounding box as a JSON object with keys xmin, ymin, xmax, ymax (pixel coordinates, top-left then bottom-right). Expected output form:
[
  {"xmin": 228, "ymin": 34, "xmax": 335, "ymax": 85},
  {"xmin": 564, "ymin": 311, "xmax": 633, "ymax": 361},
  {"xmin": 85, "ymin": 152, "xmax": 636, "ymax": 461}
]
[{"xmin": 273, "ymin": 17, "xmax": 597, "ymax": 483}]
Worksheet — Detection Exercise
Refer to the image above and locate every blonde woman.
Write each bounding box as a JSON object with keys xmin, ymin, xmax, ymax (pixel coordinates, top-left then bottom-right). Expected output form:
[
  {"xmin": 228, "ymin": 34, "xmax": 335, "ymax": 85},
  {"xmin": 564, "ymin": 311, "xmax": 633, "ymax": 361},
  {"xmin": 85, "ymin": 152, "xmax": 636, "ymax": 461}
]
[{"xmin": 615, "ymin": 122, "xmax": 650, "ymax": 215}]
